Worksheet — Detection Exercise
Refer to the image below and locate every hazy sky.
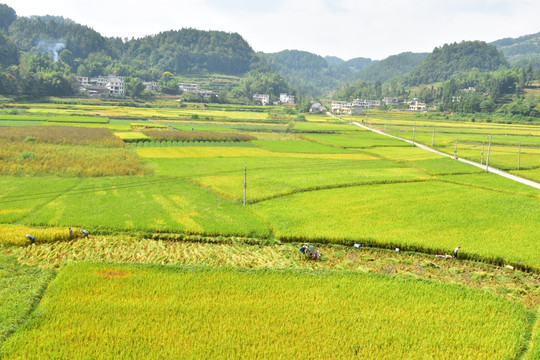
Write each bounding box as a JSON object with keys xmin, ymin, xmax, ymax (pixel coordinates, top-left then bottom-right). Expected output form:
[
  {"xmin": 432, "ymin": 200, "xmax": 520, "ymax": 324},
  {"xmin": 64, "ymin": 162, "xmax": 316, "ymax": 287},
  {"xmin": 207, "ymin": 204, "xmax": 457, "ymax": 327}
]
[{"xmin": 4, "ymin": 0, "xmax": 539, "ymax": 60}]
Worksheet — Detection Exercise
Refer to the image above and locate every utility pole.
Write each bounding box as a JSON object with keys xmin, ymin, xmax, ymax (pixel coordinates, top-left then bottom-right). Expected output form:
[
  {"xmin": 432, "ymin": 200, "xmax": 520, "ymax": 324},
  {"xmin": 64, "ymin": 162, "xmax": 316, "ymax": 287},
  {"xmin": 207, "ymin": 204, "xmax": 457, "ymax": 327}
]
[
  {"xmin": 243, "ymin": 166, "xmax": 247, "ymax": 205},
  {"xmin": 431, "ymin": 128, "xmax": 435, "ymax": 148},
  {"xmin": 481, "ymin": 141, "xmax": 484, "ymax": 165},
  {"xmin": 518, "ymin": 143, "xmax": 521, "ymax": 170},
  {"xmin": 486, "ymin": 135, "xmax": 492, "ymax": 172},
  {"xmin": 412, "ymin": 122, "xmax": 416, "ymax": 146}
]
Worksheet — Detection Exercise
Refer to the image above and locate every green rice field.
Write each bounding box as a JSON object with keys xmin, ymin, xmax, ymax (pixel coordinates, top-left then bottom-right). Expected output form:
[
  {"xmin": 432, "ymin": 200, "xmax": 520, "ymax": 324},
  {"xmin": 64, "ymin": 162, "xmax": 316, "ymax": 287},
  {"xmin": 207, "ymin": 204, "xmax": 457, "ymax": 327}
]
[{"xmin": 0, "ymin": 103, "xmax": 539, "ymax": 359}]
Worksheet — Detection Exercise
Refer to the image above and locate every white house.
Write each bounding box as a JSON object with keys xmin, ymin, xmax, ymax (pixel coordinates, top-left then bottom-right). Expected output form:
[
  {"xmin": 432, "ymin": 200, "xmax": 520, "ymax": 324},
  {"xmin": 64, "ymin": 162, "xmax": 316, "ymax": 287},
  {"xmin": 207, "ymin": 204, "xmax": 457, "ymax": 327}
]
[
  {"xmin": 106, "ymin": 78, "xmax": 125, "ymax": 96},
  {"xmin": 382, "ymin": 97, "xmax": 399, "ymax": 106},
  {"xmin": 280, "ymin": 93, "xmax": 295, "ymax": 104},
  {"xmin": 331, "ymin": 101, "xmax": 364, "ymax": 115},
  {"xmin": 77, "ymin": 75, "xmax": 125, "ymax": 97},
  {"xmin": 143, "ymin": 81, "xmax": 160, "ymax": 92},
  {"xmin": 353, "ymin": 99, "xmax": 381, "ymax": 109},
  {"xmin": 409, "ymin": 99, "xmax": 427, "ymax": 111},
  {"xmin": 253, "ymin": 93, "xmax": 270, "ymax": 106},
  {"xmin": 76, "ymin": 76, "xmax": 89, "ymax": 85},
  {"xmin": 179, "ymin": 83, "xmax": 199, "ymax": 93}
]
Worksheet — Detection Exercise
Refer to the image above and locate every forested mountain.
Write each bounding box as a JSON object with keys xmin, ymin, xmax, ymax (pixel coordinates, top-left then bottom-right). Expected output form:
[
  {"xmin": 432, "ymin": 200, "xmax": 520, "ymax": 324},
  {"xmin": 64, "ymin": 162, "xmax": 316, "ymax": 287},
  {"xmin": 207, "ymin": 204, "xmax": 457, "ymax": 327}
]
[
  {"xmin": 324, "ymin": 56, "xmax": 345, "ymax": 67},
  {"xmin": 0, "ymin": 3, "xmax": 15, "ymax": 31},
  {"xmin": 404, "ymin": 41, "xmax": 508, "ymax": 86},
  {"xmin": 122, "ymin": 30, "xmax": 256, "ymax": 76},
  {"xmin": 261, "ymin": 50, "xmax": 374, "ymax": 97},
  {"xmin": 8, "ymin": 16, "xmax": 112, "ymax": 60},
  {"xmin": 261, "ymin": 50, "xmax": 357, "ymax": 97},
  {"xmin": 0, "ymin": 3, "xmax": 294, "ymax": 101},
  {"xmin": 356, "ymin": 52, "xmax": 427, "ymax": 83},
  {"xmin": 0, "ymin": 31, "xmax": 18, "ymax": 67},
  {"xmin": 344, "ymin": 57, "xmax": 373, "ymax": 72},
  {"xmin": 491, "ymin": 32, "xmax": 540, "ymax": 63}
]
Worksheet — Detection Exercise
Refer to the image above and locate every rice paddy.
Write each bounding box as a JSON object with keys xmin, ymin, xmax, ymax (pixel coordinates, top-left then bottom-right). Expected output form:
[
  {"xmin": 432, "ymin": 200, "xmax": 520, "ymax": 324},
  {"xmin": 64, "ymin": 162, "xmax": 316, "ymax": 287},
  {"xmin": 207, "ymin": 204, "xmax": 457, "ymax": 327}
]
[
  {"xmin": 0, "ymin": 263, "xmax": 532, "ymax": 360},
  {"xmin": 0, "ymin": 103, "xmax": 539, "ymax": 359}
]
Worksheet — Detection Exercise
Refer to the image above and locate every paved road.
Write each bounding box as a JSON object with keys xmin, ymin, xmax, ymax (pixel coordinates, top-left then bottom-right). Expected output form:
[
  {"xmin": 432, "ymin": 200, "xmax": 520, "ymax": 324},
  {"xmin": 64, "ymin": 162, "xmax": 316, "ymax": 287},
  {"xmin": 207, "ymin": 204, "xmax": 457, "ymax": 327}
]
[{"xmin": 327, "ymin": 112, "xmax": 540, "ymax": 190}]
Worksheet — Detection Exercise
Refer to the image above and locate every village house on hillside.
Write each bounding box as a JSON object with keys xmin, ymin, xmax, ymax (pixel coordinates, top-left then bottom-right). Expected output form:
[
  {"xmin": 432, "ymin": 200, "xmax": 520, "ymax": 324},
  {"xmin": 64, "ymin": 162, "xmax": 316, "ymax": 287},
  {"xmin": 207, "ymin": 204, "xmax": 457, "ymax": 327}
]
[
  {"xmin": 279, "ymin": 93, "xmax": 295, "ymax": 105},
  {"xmin": 309, "ymin": 102, "xmax": 327, "ymax": 113},
  {"xmin": 143, "ymin": 81, "xmax": 160, "ymax": 92},
  {"xmin": 179, "ymin": 83, "xmax": 214, "ymax": 99},
  {"xmin": 331, "ymin": 101, "xmax": 364, "ymax": 115},
  {"xmin": 382, "ymin": 97, "xmax": 399, "ymax": 106},
  {"xmin": 354, "ymin": 99, "xmax": 380, "ymax": 109},
  {"xmin": 253, "ymin": 93, "xmax": 270, "ymax": 106},
  {"xmin": 408, "ymin": 99, "xmax": 427, "ymax": 111},
  {"xmin": 77, "ymin": 75, "xmax": 125, "ymax": 97}
]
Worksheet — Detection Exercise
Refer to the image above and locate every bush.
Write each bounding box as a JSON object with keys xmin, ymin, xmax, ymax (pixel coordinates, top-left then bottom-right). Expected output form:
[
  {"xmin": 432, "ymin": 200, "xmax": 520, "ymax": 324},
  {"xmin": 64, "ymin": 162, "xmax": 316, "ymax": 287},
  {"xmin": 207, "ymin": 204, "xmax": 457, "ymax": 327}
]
[{"xmin": 18, "ymin": 151, "xmax": 36, "ymax": 161}]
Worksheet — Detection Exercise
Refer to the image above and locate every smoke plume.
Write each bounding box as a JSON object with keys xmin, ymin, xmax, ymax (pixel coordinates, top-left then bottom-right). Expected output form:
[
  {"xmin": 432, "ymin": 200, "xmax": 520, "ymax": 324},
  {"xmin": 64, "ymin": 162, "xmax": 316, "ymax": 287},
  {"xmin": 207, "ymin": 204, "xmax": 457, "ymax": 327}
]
[{"xmin": 36, "ymin": 39, "xmax": 66, "ymax": 62}]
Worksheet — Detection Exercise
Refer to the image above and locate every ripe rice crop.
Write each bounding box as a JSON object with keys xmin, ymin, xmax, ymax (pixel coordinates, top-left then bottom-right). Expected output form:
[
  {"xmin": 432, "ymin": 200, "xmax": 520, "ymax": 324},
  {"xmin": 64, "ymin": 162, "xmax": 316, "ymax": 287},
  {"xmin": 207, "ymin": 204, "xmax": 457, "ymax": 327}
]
[
  {"xmin": 0, "ymin": 177, "xmax": 82, "ymax": 224},
  {"xmin": 0, "ymin": 142, "xmax": 146, "ymax": 177},
  {"xmin": 0, "ymin": 263, "xmax": 530, "ymax": 359},
  {"xmin": 251, "ymin": 179, "xmax": 540, "ymax": 268},
  {"xmin": 302, "ymin": 132, "xmax": 408, "ymax": 148},
  {"xmin": 0, "ymin": 254, "xmax": 54, "ymax": 344},
  {"xmin": 113, "ymin": 131, "xmax": 150, "ymax": 141},
  {"xmin": 252, "ymin": 139, "xmax": 354, "ymax": 153},
  {"xmin": 142, "ymin": 129, "xmax": 255, "ymax": 142},
  {"xmin": 0, "ymin": 126, "xmax": 124, "ymax": 147},
  {"xmin": 137, "ymin": 146, "xmax": 377, "ymax": 160},
  {"xmin": 0, "ymin": 224, "xmax": 80, "ymax": 246},
  {"xmin": 194, "ymin": 159, "xmax": 429, "ymax": 202},
  {"xmin": 17, "ymin": 177, "xmax": 270, "ymax": 238},
  {"xmin": 0, "ymin": 114, "xmax": 108, "ymax": 124}
]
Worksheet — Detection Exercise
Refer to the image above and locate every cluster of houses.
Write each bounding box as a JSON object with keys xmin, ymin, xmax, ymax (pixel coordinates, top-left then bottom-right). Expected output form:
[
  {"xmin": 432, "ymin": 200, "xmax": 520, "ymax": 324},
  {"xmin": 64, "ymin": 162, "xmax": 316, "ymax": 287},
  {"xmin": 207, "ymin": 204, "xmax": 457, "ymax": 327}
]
[
  {"xmin": 73, "ymin": 77, "xmax": 430, "ymax": 112},
  {"xmin": 330, "ymin": 97, "xmax": 428, "ymax": 115},
  {"xmin": 253, "ymin": 93, "xmax": 296, "ymax": 106},
  {"xmin": 178, "ymin": 83, "xmax": 213, "ymax": 99},
  {"xmin": 77, "ymin": 76, "xmax": 125, "ymax": 97},
  {"xmin": 76, "ymin": 76, "xmax": 159, "ymax": 97}
]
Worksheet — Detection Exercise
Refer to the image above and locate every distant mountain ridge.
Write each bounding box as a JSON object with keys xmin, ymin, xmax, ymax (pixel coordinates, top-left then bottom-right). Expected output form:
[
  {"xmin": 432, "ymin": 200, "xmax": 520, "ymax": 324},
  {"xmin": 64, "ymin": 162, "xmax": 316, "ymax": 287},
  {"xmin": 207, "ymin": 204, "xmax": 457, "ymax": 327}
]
[
  {"xmin": 491, "ymin": 31, "xmax": 540, "ymax": 63},
  {"xmin": 356, "ymin": 52, "xmax": 428, "ymax": 83},
  {"xmin": 260, "ymin": 50, "xmax": 362, "ymax": 97},
  {"xmin": 404, "ymin": 41, "xmax": 508, "ymax": 86}
]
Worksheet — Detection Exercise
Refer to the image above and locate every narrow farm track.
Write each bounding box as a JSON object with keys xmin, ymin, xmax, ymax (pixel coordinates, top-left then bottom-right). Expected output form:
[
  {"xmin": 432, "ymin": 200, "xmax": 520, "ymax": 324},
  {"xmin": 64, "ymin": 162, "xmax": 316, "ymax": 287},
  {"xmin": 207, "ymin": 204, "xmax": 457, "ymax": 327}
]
[{"xmin": 328, "ymin": 113, "xmax": 540, "ymax": 190}]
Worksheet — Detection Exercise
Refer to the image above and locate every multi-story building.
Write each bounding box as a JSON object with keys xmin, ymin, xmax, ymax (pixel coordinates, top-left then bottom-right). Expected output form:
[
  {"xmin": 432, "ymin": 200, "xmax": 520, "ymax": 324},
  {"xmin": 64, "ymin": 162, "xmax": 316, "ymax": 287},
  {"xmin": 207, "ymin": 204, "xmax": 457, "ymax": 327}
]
[
  {"xmin": 331, "ymin": 101, "xmax": 364, "ymax": 115},
  {"xmin": 253, "ymin": 93, "xmax": 270, "ymax": 106},
  {"xmin": 382, "ymin": 97, "xmax": 399, "ymax": 106},
  {"xmin": 280, "ymin": 93, "xmax": 295, "ymax": 104},
  {"xmin": 409, "ymin": 99, "xmax": 427, "ymax": 111},
  {"xmin": 179, "ymin": 83, "xmax": 199, "ymax": 93},
  {"xmin": 77, "ymin": 75, "xmax": 125, "ymax": 97},
  {"xmin": 106, "ymin": 78, "xmax": 124, "ymax": 96}
]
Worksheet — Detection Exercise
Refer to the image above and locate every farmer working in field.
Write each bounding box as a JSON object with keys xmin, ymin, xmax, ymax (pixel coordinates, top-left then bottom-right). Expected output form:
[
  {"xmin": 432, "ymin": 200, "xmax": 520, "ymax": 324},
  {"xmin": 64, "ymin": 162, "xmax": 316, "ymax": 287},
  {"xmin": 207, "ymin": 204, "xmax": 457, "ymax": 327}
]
[
  {"xmin": 26, "ymin": 234, "xmax": 35, "ymax": 244},
  {"xmin": 80, "ymin": 229, "xmax": 89, "ymax": 237},
  {"xmin": 299, "ymin": 243, "xmax": 308, "ymax": 257},
  {"xmin": 69, "ymin": 227, "xmax": 73, "ymax": 240},
  {"xmin": 454, "ymin": 245, "xmax": 461, "ymax": 258}
]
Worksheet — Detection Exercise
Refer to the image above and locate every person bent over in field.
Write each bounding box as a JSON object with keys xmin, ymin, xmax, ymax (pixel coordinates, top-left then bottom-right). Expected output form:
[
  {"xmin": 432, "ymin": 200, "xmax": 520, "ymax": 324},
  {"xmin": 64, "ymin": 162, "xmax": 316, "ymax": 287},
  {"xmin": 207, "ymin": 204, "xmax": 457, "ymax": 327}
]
[
  {"xmin": 454, "ymin": 245, "xmax": 461, "ymax": 258},
  {"xmin": 80, "ymin": 229, "xmax": 89, "ymax": 238}
]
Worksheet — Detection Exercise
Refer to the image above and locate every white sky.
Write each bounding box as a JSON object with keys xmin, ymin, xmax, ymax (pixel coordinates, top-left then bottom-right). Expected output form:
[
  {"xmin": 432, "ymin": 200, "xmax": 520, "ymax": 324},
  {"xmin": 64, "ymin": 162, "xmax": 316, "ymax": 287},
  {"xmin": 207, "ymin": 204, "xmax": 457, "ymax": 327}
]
[{"xmin": 3, "ymin": 0, "xmax": 540, "ymax": 60}]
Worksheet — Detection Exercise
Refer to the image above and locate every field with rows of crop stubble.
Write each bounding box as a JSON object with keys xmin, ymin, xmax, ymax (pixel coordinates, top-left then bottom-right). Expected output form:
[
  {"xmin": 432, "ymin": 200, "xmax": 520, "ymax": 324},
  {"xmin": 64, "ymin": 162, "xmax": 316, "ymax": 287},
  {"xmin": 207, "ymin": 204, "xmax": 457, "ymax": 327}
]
[{"xmin": 0, "ymin": 103, "xmax": 539, "ymax": 359}]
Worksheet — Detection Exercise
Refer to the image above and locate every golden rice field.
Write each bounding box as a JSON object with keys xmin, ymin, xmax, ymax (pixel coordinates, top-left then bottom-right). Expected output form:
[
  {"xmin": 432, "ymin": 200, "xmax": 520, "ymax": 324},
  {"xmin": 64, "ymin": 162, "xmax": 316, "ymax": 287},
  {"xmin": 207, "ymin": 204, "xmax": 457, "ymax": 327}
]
[
  {"xmin": 1, "ymin": 103, "xmax": 539, "ymax": 359},
  {"xmin": 137, "ymin": 146, "xmax": 376, "ymax": 160},
  {"xmin": 0, "ymin": 263, "xmax": 531, "ymax": 360}
]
